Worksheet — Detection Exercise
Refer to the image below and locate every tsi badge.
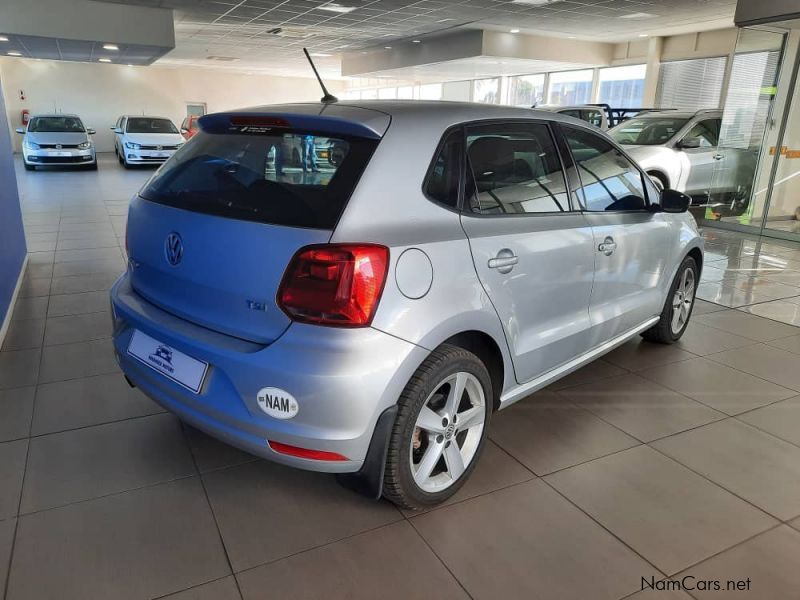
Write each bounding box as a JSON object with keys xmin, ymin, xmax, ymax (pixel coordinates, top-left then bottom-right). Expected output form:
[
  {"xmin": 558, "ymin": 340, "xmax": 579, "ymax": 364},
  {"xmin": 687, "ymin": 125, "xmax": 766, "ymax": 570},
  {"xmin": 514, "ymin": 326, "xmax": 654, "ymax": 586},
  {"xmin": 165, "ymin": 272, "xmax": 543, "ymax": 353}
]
[{"xmin": 257, "ymin": 387, "xmax": 299, "ymax": 419}]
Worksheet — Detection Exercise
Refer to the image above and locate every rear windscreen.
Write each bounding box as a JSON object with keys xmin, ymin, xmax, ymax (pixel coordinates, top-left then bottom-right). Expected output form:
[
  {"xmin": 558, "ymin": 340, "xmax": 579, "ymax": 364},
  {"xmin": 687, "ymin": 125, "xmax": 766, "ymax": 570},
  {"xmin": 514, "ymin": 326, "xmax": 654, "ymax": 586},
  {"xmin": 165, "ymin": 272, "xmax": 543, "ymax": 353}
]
[{"xmin": 139, "ymin": 130, "xmax": 378, "ymax": 229}]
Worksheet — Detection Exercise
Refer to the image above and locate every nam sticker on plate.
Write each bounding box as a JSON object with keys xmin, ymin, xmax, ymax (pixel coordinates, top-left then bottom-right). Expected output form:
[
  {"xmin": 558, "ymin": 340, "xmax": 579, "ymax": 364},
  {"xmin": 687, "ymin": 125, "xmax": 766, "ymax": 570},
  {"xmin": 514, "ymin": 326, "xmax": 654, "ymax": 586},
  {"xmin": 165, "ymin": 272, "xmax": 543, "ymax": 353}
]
[{"xmin": 127, "ymin": 329, "xmax": 208, "ymax": 393}]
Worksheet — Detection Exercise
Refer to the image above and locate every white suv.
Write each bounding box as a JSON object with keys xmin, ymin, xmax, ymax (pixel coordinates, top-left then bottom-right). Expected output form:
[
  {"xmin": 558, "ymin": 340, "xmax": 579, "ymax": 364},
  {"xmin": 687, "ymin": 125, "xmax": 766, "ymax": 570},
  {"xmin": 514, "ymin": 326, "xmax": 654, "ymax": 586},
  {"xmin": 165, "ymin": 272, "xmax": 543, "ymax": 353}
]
[{"xmin": 113, "ymin": 116, "xmax": 184, "ymax": 168}]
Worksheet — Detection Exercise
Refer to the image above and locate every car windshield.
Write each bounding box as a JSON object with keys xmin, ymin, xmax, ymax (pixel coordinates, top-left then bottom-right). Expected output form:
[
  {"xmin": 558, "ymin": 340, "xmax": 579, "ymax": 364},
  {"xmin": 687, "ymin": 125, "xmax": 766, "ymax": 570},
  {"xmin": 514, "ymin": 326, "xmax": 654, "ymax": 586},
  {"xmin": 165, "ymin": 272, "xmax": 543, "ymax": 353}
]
[
  {"xmin": 126, "ymin": 118, "xmax": 179, "ymax": 134},
  {"xmin": 28, "ymin": 116, "xmax": 85, "ymax": 133},
  {"xmin": 140, "ymin": 130, "xmax": 377, "ymax": 229},
  {"xmin": 608, "ymin": 117, "xmax": 690, "ymax": 146}
]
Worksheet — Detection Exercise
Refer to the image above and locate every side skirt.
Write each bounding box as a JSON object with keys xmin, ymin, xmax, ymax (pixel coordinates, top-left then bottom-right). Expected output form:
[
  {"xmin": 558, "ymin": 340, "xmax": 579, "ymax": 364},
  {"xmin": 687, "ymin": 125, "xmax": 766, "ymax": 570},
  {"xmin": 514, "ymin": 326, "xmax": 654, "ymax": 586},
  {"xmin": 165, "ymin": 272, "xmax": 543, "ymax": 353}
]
[{"xmin": 499, "ymin": 316, "xmax": 660, "ymax": 409}]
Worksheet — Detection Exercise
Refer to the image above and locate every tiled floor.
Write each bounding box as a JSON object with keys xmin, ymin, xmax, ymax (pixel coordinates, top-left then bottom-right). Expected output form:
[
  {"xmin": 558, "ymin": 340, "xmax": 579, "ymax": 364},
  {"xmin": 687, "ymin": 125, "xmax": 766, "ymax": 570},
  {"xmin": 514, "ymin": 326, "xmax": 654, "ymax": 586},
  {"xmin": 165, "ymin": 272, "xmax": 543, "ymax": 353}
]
[{"xmin": 2, "ymin": 154, "xmax": 800, "ymax": 599}]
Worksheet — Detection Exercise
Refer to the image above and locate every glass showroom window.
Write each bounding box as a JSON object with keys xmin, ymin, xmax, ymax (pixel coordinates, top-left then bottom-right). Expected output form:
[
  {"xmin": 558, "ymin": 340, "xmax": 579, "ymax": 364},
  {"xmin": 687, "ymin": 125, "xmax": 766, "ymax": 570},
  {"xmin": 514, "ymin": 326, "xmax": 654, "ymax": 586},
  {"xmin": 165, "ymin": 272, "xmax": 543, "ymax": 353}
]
[
  {"xmin": 548, "ymin": 69, "xmax": 594, "ymax": 105},
  {"xmin": 360, "ymin": 89, "xmax": 379, "ymax": 100},
  {"xmin": 341, "ymin": 89, "xmax": 361, "ymax": 100},
  {"xmin": 473, "ymin": 78, "xmax": 501, "ymax": 104},
  {"xmin": 656, "ymin": 57, "xmax": 727, "ymax": 110},
  {"xmin": 508, "ymin": 74, "xmax": 546, "ymax": 107},
  {"xmin": 378, "ymin": 87, "xmax": 397, "ymax": 99},
  {"xmin": 419, "ymin": 83, "xmax": 443, "ymax": 100},
  {"xmin": 598, "ymin": 64, "xmax": 646, "ymax": 108},
  {"xmin": 397, "ymin": 86, "xmax": 414, "ymax": 99}
]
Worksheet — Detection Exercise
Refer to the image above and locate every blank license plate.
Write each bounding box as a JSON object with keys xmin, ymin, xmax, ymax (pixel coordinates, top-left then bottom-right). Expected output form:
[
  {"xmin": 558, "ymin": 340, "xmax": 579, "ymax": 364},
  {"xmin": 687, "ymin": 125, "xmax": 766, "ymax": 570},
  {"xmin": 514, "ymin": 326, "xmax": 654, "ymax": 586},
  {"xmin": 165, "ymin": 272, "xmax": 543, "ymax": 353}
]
[
  {"xmin": 127, "ymin": 330, "xmax": 208, "ymax": 393},
  {"xmin": 50, "ymin": 151, "xmax": 72, "ymax": 157}
]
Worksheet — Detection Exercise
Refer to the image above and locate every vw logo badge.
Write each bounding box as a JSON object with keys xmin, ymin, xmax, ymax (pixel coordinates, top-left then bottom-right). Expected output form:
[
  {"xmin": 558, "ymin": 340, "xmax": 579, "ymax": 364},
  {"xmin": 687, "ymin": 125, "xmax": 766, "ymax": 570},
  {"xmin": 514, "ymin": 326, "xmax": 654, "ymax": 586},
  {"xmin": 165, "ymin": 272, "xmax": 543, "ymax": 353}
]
[
  {"xmin": 56, "ymin": 144, "xmax": 62, "ymax": 149},
  {"xmin": 156, "ymin": 145, "xmax": 162, "ymax": 150},
  {"xmin": 165, "ymin": 232, "xmax": 183, "ymax": 266}
]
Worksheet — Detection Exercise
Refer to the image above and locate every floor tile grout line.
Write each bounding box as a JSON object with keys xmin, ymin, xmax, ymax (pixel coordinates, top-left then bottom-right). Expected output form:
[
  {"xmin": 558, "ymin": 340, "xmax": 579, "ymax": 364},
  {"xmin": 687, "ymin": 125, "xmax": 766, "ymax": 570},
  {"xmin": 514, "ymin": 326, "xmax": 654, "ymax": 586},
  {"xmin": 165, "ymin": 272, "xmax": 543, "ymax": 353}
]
[
  {"xmin": 148, "ymin": 573, "xmax": 242, "ymax": 600},
  {"xmin": 701, "ymin": 344, "xmax": 800, "ymax": 394},
  {"xmin": 643, "ymin": 442, "xmax": 786, "ymax": 524},
  {"xmin": 178, "ymin": 424, "xmax": 246, "ymax": 600},
  {"xmin": 392, "ymin": 517, "xmax": 476, "ymax": 600},
  {"xmin": 539, "ymin": 477, "xmax": 668, "ymax": 582},
  {"xmin": 695, "ymin": 307, "xmax": 800, "ymax": 339}
]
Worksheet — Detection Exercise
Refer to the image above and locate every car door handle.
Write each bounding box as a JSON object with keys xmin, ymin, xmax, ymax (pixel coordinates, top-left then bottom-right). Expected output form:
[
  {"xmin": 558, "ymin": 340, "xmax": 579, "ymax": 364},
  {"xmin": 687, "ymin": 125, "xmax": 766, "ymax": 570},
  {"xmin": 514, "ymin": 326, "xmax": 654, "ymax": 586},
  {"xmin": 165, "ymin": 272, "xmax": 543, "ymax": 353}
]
[
  {"xmin": 713, "ymin": 153, "xmax": 724, "ymax": 161},
  {"xmin": 598, "ymin": 237, "xmax": 617, "ymax": 256},
  {"xmin": 488, "ymin": 249, "xmax": 518, "ymax": 274}
]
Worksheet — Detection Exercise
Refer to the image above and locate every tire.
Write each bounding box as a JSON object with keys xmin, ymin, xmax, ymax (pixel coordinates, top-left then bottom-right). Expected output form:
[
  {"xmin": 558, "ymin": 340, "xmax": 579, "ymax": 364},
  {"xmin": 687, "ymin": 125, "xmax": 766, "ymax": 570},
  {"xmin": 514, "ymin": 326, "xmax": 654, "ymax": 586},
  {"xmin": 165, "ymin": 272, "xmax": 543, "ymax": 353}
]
[
  {"xmin": 86, "ymin": 161, "xmax": 98, "ymax": 171},
  {"xmin": 648, "ymin": 171, "xmax": 667, "ymax": 192},
  {"xmin": 383, "ymin": 344, "xmax": 492, "ymax": 510},
  {"xmin": 642, "ymin": 255, "xmax": 698, "ymax": 344},
  {"xmin": 118, "ymin": 152, "xmax": 124, "ymax": 165},
  {"xmin": 24, "ymin": 162, "xmax": 35, "ymax": 171}
]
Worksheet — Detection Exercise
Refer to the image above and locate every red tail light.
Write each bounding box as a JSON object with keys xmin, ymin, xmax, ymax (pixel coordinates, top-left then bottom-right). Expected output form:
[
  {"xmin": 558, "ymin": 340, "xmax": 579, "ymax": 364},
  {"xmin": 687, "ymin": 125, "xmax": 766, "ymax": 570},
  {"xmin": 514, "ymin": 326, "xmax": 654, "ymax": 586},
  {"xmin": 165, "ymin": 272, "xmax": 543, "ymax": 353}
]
[
  {"xmin": 278, "ymin": 244, "xmax": 389, "ymax": 327},
  {"xmin": 268, "ymin": 440, "xmax": 348, "ymax": 462}
]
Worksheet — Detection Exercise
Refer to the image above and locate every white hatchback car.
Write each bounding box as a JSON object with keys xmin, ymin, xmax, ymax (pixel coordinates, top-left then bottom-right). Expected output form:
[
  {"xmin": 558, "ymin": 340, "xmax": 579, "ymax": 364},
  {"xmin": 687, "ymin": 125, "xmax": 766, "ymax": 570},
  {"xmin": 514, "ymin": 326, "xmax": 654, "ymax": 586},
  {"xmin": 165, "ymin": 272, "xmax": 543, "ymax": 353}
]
[{"xmin": 113, "ymin": 116, "xmax": 184, "ymax": 168}]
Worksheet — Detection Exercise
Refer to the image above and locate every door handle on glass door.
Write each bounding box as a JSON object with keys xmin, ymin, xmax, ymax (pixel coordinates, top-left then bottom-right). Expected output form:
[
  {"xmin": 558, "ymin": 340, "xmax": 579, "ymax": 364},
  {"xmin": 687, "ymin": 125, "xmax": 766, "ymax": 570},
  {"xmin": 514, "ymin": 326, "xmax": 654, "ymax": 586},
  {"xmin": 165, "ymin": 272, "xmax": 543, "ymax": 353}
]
[
  {"xmin": 488, "ymin": 249, "xmax": 518, "ymax": 274},
  {"xmin": 598, "ymin": 237, "xmax": 617, "ymax": 256}
]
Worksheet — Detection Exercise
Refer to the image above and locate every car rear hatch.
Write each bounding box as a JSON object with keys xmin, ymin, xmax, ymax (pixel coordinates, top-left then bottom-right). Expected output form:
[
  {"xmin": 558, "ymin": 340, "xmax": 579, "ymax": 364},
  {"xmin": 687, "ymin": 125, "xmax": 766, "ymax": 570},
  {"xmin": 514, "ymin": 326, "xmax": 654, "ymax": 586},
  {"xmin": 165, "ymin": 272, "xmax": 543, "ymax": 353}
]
[{"xmin": 126, "ymin": 106, "xmax": 390, "ymax": 344}]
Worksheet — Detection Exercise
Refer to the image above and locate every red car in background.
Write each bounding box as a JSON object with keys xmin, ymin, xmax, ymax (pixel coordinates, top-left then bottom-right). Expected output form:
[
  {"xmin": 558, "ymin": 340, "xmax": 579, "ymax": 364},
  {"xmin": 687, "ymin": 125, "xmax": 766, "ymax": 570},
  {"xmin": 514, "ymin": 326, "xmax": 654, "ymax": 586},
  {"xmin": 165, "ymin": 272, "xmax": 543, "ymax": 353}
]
[{"xmin": 179, "ymin": 115, "xmax": 200, "ymax": 140}]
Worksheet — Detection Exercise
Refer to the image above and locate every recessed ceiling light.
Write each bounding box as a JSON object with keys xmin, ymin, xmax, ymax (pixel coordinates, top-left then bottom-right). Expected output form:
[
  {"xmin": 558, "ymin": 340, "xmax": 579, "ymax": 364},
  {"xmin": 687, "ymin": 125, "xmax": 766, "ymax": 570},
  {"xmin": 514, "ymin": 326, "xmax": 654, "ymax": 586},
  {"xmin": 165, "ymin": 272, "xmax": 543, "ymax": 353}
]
[
  {"xmin": 567, "ymin": 36, "xmax": 576, "ymax": 39},
  {"xmin": 638, "ymin": 33, "xmax": 649, "ymax": 37},
  {"xmin": 384, "ymin": 46, "xmax": 392, "ymax": 49},
  {"xmin": 98, "ymin": 58, "xmax": 112, "ymax": 62},
  {"xmin": 8, "ymin": 51, "xmax": 21, "ymax": 56},
  {"xmin": 512, "ymin": 0, "xmax": 561, "ymax": 5},
  {"xmin": 0, "ymin": 36, "xmax": 8, "ymax": 42},
  {"xmin": 103, "ymin": 43, "xmax": 119, "ymax": 51},
  {"xmin": 127, "ymin": 64, "xmax": 133, "ymax": 67},
  {"xmin": 309, "ymin": 52, "xmax": 331, "ymax": 57},
  {"xmin": 621, "ymin": 12, "xmax": 655, "ymax": 19},
  {"xmin": 510, "ymin": 29, "xmax": 520, "ymax": 33},
  {"xmin": 412, "ymin": 39, "xmax": 421, "ymax": 43},
  {"xmin": 317, "ymin": 3, "xmax": 357, "ymax": 13}
]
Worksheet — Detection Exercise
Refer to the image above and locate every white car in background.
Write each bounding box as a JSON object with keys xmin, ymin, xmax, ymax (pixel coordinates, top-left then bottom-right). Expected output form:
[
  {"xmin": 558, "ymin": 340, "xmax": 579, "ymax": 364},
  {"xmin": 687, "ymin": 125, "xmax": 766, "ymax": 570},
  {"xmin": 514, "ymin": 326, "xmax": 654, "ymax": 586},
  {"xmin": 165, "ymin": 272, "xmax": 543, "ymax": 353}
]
[
  {"xmin": 608, "ymin": 109, "xmax": 757, "ymax": 215},
  {"xmin": 16, "ymin": 114, "xmax": 97, "ymax": 171},
  {"xmin": 113, "ymin": 116, "xmax": 184, "ymax": 168}
]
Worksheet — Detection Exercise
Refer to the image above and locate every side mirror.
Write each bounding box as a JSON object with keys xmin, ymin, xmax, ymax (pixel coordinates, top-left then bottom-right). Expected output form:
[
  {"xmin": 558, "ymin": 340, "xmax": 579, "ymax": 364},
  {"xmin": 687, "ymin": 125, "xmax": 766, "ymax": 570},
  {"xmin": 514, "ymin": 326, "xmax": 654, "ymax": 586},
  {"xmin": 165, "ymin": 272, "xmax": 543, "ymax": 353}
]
[
  {"xmin": 180, "ymin": 128, "xmax": 188, "ymax": 135},
  {"xmin": 87, "ymin": 128, "xmax": 96, "ymax": 135},
  {"xmin": 113, "ymin": 127, "xmax": 122, "ymax": 134},
  {"xmin": 661, "ymin": 189, "xmax": 691, "ymax": 213},
  {"xmin": 679, "ymin": 137, "xmax": 701, "ymax": 149},
  {"xmin": 15, "ymin": 127, "xmax": 25, "ymax": 134}
]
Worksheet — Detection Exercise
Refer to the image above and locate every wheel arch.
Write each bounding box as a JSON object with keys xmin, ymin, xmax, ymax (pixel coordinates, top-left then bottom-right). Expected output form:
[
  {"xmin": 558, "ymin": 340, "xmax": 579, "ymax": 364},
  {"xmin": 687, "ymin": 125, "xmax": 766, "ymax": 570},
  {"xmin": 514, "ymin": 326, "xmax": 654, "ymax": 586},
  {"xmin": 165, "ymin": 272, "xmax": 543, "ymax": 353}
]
[
  {"xmin": 646, "ymin": 169, "xmax": 670, "ymax": 189},
  {"xmin": 439, "ymin": 330, "xmax": 505, "ymax": 411}
]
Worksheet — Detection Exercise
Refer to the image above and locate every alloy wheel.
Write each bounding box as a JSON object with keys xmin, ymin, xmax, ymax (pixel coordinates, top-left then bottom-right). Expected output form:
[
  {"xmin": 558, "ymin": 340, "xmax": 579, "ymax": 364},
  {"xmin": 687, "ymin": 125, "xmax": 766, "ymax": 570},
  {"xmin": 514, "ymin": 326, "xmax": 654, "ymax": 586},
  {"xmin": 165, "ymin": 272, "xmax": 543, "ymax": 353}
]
[
  {"xmin": 671, "ymin": 266, "xmax": 695, "ymax": 335},
  {"xmin": 409, "ymin": 371, "xmax": 486, "ymax": 493}
]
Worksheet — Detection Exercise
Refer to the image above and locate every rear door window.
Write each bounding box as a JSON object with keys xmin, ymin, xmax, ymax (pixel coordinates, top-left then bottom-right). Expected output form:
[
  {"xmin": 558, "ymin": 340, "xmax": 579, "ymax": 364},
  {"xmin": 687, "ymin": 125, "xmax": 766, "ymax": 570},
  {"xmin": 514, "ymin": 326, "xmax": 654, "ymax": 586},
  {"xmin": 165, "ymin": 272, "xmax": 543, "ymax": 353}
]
[
  {"xmin": 140, "ymin": 129, "xmax": 378, "ymax": 229},
  {"xmin": 464, "ymin": 122, "xmax": 569, "ymax": 214}
]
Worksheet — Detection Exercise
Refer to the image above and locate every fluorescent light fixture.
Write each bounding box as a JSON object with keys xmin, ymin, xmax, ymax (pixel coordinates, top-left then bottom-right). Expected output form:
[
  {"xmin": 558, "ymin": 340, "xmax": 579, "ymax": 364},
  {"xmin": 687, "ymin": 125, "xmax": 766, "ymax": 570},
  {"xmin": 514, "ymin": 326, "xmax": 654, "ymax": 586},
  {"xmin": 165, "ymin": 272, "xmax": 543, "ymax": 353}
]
[
  {"xmin": 0, "ymin": 36, "xmax": 8, "ymax": 42},
  {"xmin": 103, "ymin": 43, "xmax": 119, "ymax": 51},
  {"xmin": 638, "ymin": 33, "xmax": 649, "ymax": 37},
  {"xmin": 98, "ymin": 58, "xmax": 112, "ymax": 63},
  {"xmin": 384, "ymin": 46, "xmax": 392, "ymax": 49},
  {"xmin": 309, "ymin": 52, "xmax": 331, "ymax": 57},
  {"xmin": 412, "ymin": 39, "xmax": 421, "ymax": 43},
  {"xmin": 316, "ymin": 3, "xmax": 357, "ymax": 13},
  {"xmin": 436, "ymin": 18, "xmax": 454, "ymax": 22},
  {"xmin": 7, "ymin": 51, "xmax": 21, "ymax": 56},
  {"xmin": 621, "ymin": 12, "xmax": 655, "ymax": 19},
  {"xmin": 510, "ymin": 29, "xmax": 520, "ymax": 33}
]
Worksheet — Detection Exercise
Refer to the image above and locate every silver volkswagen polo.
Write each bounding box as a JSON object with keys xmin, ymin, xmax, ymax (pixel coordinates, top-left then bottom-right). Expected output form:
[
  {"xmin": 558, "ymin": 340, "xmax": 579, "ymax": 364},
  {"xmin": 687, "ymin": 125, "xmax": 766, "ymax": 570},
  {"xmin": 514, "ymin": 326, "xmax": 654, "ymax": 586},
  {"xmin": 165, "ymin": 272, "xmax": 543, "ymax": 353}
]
[
  {"xmin": 111, "ymin": 101, "xmax": 702, "ymax": 509},
  {"xmin": 17, "ymin": 114, "xmax": 97, "ymax": 170}
]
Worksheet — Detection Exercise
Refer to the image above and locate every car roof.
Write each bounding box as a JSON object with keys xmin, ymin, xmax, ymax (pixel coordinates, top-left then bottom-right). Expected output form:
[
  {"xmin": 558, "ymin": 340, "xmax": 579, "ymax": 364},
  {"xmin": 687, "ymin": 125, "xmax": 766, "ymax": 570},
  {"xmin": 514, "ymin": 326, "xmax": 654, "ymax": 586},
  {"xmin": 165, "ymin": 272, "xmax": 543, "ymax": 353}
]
[
  {"xmin": 211, "ymin": 100, "xmax": 589, "ymax": 137},
  {"xmin": 121, "ymin": 115, "xmax": 175, "ymax": 120}
]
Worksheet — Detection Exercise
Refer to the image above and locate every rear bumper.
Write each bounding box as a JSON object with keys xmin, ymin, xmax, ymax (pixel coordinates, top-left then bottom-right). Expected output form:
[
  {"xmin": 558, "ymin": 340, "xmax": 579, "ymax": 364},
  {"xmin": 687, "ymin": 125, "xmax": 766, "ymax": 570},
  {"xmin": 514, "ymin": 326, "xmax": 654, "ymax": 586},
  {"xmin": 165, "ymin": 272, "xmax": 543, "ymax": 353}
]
[{"xmin": 110, "ymin": 274, "xmax": 426, "ymax": 473}]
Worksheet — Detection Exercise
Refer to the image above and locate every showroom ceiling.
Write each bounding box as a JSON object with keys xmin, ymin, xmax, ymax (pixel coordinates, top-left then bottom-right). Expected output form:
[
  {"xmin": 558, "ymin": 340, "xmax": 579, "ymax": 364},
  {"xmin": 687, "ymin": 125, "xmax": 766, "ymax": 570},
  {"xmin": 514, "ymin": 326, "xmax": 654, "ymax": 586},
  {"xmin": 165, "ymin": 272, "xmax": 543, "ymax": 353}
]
[
  {"xmin": 94, "ymin": 0, "xmax": 737, "ymax": 76},
  {"xmin": 0, "ymin": 34, "xmax": 168, "ymax": 65}
]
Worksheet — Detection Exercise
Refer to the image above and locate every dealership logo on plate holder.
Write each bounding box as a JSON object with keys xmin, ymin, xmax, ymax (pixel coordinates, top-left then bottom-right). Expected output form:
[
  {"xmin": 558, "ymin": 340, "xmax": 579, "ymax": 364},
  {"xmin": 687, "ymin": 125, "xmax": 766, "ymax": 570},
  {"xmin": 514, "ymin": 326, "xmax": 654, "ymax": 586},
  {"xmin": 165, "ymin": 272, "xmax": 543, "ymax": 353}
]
[
  {"xmin": 165, "ymin": 232, "xmax": 183, "ymax": 266},
  {"xmin": 257, "ymin": 387, "xmax": 299, "ymax": 419}
]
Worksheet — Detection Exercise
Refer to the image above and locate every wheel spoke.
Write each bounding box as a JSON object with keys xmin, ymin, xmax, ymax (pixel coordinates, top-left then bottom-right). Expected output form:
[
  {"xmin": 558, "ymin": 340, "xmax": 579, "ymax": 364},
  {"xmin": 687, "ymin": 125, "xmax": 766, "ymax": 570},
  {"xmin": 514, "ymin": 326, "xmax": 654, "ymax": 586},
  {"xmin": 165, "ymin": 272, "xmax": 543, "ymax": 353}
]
[
  {"xmin": 444, "ymin": 372, "xmax": 467, "ymax": 416},
  {"xmin": 443, "ymin": 443, "xmax": 465, "ymax": 480},
  {"xmin": 456, "ymin": 406, "xmax": 484, "ymax": 431},
  {"xmin": 414, "ymin": 442, "xmax": 443, "ymax": 484},
  {"xmin": 671, "ymin": 303, "xmax": 683, "ymax": 332},
  {"xmin": 681, "ymin": 268, "xmax": 690, "ymax": 292},
  {"xmin": 416, "ymin": 405, "xmax": 446, "ymax": 434}
]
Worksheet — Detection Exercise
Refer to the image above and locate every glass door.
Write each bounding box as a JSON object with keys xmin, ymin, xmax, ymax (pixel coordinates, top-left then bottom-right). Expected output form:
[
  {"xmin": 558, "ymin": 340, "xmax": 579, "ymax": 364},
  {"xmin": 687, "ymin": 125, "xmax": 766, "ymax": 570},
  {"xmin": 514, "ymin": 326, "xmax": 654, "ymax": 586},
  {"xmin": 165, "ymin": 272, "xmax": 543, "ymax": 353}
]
[
  {"xmin": 703, "ymin": 28, "xmax": 786, "ymax": 229},
  {"xmin": 762, "ymin": 42, "xmax": 800, "ymax": 236}
]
